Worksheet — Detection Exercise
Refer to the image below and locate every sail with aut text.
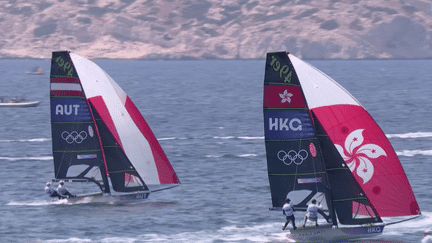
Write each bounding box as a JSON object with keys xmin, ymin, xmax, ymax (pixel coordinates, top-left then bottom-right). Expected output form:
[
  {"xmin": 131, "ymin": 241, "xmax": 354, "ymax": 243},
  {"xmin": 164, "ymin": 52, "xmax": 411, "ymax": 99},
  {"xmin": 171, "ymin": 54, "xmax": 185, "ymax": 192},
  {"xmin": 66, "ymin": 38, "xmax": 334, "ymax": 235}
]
[{"xmin": 49, "ymin": 51, "xmax": 179, "ymax": 199}]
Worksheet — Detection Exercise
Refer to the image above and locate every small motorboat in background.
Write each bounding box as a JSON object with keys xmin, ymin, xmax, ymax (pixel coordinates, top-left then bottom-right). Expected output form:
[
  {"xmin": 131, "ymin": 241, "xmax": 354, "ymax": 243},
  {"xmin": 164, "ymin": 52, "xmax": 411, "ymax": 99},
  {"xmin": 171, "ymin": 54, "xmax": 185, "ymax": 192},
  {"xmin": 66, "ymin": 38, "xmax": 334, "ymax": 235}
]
[
  {"xmin": 0, "ymin": 96, "xmax": 40, "ymax": 107},
  {"xmin": 26, "ymin": 66, "xmax": 45, "ymax": 75}
]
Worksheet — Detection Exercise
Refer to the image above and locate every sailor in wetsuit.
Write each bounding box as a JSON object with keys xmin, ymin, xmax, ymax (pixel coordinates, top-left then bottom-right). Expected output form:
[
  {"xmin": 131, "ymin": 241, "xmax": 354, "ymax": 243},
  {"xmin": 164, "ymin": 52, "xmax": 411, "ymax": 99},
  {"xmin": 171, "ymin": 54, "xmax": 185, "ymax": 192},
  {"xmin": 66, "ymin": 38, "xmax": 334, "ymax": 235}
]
[
  {"xmin": 45, "ymin": 182, "xmax": 65, "ymax": 199},
  {"xmin": 302, "ymin": 199, "xmax": 323, "ymax": 227},
  {"xmin": 57, "ymin": 180, "xmax": 76, "ymax": 198}
]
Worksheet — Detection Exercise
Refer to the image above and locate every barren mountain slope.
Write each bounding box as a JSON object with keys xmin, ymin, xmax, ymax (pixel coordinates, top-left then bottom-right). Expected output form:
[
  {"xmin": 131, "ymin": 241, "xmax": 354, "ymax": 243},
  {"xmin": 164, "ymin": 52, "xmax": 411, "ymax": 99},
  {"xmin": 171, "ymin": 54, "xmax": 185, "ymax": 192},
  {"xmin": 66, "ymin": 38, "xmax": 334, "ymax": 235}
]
[{"xmin": 1, "ymin": 0, "xmax": 432, "ymax": 59}]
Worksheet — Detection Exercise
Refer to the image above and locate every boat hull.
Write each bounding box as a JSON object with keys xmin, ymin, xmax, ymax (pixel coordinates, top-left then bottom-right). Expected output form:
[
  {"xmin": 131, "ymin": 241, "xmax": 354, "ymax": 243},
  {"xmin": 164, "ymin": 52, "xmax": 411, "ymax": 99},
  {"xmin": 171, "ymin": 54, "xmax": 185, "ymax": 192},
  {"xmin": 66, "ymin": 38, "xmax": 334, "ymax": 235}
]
[
  {"xmin": 60, "ymin": 192, "xmax": 150, "ymax": 204},
  {"xmin": 0, "ymin": 101, "xmax": 40, "ymax": 107},
  {"xmin": 268, "ymin": 224, "xmax": 384, "ymax": 242}
]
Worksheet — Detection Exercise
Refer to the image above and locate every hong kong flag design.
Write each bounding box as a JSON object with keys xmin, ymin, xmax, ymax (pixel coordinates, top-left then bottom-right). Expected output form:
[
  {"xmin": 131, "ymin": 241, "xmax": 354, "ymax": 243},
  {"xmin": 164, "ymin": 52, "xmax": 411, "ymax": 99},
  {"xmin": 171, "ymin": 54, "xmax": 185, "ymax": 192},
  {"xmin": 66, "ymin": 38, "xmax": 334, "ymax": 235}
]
[
  {"xmin": 264, "ymin": 85, "xmax": 306, "ymax": 108},
  {"xmin": 287, "ymin": 53, "xmax": 420, "ymax": 218},
  {"xmin": 313, "ymin": 104, "xmax": 420, "ymax": 217}
]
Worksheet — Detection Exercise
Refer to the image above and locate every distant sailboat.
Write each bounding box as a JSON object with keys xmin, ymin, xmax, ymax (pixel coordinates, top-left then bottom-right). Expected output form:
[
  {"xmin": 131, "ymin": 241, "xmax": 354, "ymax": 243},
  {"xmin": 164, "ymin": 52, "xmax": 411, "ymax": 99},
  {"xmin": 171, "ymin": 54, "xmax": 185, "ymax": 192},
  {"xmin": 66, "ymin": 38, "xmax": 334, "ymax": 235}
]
[
  {"xmin": 49, "ymin": 51, "xmax": 179, "ymax": 201},
  {"xmin": 27, "ymin": 66, "xmax": 45, "ymax": 75},
  {"xmin": 263, "ymin": 52, "xmax": 420, "ymax": 241}
]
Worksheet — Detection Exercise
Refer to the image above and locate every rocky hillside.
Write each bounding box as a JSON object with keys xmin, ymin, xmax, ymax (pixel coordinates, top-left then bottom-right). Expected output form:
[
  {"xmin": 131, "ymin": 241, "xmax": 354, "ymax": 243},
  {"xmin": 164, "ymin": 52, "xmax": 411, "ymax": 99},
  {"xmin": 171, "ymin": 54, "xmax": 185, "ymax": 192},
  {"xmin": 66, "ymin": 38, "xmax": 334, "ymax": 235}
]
[{"xmin": 1, "ymin": 0, "xmax": 432, "ymax": 59}]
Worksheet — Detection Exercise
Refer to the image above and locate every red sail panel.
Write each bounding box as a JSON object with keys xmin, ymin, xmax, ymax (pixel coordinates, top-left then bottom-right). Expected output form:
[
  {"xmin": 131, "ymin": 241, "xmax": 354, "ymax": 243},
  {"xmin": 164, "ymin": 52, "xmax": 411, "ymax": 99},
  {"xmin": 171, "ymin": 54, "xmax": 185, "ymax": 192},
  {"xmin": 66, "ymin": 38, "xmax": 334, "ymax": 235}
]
[
  {"xmin": 125, "ymin": 96, "xmax": 179, "ymax": 184},
  {"xmin": 264, "ymin": 85, "xmax": 306, "ymax": 108},
  {"xmin": 313, "ymin": 104, "xmax": 420, "ymax": 217},
  {"xmin": 88, "ymin": 96, "xmax": 123, "ymax": 149}
]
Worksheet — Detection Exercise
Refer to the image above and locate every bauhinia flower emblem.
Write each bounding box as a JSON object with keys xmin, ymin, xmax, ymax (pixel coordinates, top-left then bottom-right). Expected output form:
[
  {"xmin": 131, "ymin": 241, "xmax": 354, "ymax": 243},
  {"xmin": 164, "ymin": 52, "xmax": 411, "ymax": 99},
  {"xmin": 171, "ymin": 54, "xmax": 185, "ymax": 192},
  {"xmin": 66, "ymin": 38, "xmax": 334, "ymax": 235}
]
[
  {"xmin": 334, "ymin": 129, "xmax": 387, "ymax": 184},
  {"xmin": 279, "ymin": 90, "xmax": 293, "ymax": 103}
]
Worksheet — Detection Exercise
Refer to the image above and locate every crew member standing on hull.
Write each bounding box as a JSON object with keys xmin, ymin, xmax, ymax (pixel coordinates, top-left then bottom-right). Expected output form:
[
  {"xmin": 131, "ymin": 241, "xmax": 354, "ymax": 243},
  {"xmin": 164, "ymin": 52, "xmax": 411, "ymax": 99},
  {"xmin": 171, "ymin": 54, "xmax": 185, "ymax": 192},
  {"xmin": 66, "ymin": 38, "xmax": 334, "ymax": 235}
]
[
  {"xmin": 302, "ymin": 199, "xmax": 323, "ymax": 227},
  {"xmin": 282, "ymin": 198, "xmax": 297, "ymax": 230}
]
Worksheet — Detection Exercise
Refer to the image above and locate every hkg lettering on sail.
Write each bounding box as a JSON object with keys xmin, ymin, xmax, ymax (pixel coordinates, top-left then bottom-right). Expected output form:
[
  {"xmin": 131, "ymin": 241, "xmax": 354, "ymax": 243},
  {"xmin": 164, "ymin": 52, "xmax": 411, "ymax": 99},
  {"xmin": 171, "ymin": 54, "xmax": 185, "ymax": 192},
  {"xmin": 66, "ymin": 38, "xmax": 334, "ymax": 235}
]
[
  {"xmin": 268, "ymin": 118, "xmax": 302, "ymax": 131},
  {"xmin": 264, "ymin": 110, "xmax": 315, "ymax": 139}
]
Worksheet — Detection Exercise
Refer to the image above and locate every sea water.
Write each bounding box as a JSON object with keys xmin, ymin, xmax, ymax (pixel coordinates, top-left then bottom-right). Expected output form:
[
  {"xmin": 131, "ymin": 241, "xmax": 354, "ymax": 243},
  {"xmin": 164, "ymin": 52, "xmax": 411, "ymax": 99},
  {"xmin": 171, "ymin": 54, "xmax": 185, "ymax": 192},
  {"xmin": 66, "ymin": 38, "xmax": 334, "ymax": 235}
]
[{"xmin": 0, "ymin": 58, "xmax": 431, "ymax": 242}]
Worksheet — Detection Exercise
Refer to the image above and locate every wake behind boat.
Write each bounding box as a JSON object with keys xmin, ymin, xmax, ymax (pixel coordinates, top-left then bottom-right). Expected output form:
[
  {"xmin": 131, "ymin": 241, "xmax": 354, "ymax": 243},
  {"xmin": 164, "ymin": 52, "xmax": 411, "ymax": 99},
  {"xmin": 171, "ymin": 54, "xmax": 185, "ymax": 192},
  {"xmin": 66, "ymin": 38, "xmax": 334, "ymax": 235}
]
[
  {"xmin": 263, "ymin": 52, "xmax": 420, "ymax": 242},
  {"xmin": 0, "ymin": 96, "xmax": 40, "ymax": 107},
  {"xmin": 48, "ymin": 51, "xmax": 180, "ymax": 202}
]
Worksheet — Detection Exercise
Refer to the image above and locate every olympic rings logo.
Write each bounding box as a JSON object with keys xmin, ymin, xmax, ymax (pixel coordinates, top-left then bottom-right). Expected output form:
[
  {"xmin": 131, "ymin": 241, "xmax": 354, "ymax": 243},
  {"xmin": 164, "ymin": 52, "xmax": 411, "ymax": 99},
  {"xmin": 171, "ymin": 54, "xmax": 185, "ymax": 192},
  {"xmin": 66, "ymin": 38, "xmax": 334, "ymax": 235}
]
[
  {"xmin": 61, "ymin": 131, "xmax": 88, "ymax": 144},
  {"xmin": 277, "ymin": 149, "xmax": 308, "ymax": 165}
]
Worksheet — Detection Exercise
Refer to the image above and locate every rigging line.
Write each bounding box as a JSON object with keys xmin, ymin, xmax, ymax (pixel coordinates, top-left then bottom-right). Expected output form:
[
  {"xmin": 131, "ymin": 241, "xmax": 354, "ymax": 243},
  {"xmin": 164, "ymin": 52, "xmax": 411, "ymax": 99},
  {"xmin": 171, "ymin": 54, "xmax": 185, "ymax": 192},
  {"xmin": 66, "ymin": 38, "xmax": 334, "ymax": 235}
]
[
  {"xmin": 316, "ymin": 192, "xmax": 325, "ymax": 204},
  {"xmin": 293, "ymin": 161, "xmax": 298, "ymax": 192},
  {"xmin": 363, "ymin": 202, "xmax": 376, "ymax": 218},
  {"xmin": 150, "ymin": 184, "xmax": 180, "ymax": 193},
  {"xmin": 353, "ymin": 202, "xmax": 360, "ymax": 219},
  {"xmin": 384, "ymin": 215, "xmax": 422, "ymax": 226}
]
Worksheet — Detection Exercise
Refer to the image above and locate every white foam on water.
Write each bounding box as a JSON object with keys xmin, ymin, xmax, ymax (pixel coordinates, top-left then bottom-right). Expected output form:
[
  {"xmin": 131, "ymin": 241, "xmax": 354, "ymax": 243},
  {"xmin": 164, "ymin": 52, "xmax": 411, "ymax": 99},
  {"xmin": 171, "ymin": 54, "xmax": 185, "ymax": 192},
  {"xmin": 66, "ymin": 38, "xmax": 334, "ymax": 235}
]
[
  {"xmin": 36, "ymin": 223, "xmax": 280, "ymax": 243},
  {"xmin": 0, "ymin": 156, "xmax": 53, "ymax": 161},
  {"xmin": 238, "ymin": 136, "xmax": 264, "ymax": 140},
  {"xmin": 32, "ymin": 218, "xmax": 432, "ymax": 243},
  {"xmin": 157, "ymin": 137, "xmax": 178, "ymax": 141},
  {"xmin": 6, "ymin": 195, "xmax": 123, "ymax": 207},
  {"xmin": 205, "ymin": 154, "xmax": 222, "ymax": 158},
  {"xmin": 214, "ymin": 136, "xmax": 236, "ymax": 139},
  {"xmin": 131, "ymin": 224, "xmax": 273, "ymax": 243},
  {"xmin": 383, "ymin": 212, "xmax": 432, "ymax": 237},
  {"xmin": 7, "ymin": 199, "xmax": 65, "ymax": 206},
  {"xmin": 238, "ymin": 154, "xmax": 258, "ymax": 157},
  {"xmin": 43, "ymin": 238, "xmax": 92, "ymax": 243},
  {"xmin": 157, "ymin": 137, "xmax": 189, "ymax": 141},
  {"xmin": 387, "ymin": 132, "xmax": 432, "ymax": 139},
  {"xmin": 396, "ymin": 150, "xmax": 432, "ymax": 157},
  {"xmin": 0, "ymin": 138, "xmax": 50, "ymax": 143},
  {"xmin": 422, "ymin": 235, "xmax": 432, "ymax": 243}
]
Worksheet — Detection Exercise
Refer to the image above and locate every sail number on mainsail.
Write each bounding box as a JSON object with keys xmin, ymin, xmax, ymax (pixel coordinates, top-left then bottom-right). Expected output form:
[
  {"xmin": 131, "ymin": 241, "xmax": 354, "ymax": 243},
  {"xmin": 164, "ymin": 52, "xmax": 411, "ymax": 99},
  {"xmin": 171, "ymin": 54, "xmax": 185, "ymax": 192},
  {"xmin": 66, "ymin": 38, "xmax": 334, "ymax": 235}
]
[
  {"xmin": 54, "ymin": 55, "xmax": 75, "ymax": 77},
  {"xmin": 269, "ymin": 55, "xmax": 293, "ymax": 83}
]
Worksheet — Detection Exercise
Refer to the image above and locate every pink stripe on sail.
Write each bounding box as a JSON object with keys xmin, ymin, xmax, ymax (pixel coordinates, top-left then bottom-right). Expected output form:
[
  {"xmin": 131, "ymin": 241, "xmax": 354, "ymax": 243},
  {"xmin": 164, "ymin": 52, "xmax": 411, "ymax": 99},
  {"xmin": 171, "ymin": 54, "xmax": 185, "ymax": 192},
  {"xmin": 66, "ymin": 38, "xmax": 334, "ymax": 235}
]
[
  {"xmin": 313, "ymin": 105, "xmax": 420, "ymax": 217},
  {"xmin": 89, "ymin": 96, "xmax": 123, "ymax": 149},
  {"xmin": 124, "ymin": 96, "xmax": 179, "ymax": 184},
  {"xmin": 50, "ymin": 77, "xmax": 80, "ymax": 83}
]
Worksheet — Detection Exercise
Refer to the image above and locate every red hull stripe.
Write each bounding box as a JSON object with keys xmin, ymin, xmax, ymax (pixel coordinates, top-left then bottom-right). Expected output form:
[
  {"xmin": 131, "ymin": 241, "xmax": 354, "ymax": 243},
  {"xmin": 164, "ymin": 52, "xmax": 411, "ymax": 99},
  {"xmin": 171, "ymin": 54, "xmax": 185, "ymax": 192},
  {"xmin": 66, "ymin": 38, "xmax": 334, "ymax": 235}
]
[
  {"xmin": 124, "ymin": 96, "xmax": 179, "ymax": 184},
  {"xmin": 89, "ymin": 96, "xmax": 123, "ymax": 149},
  {"xmin": 264, "ymin": 85, "xmax": 306, "ymax": 108},
  {"xmin": 313, "ymin": 105, "xmax": 420, "ymax": 217},
  {"xmin": 50, "ymin": 77, "xmax": 80, "ymax": 83}
]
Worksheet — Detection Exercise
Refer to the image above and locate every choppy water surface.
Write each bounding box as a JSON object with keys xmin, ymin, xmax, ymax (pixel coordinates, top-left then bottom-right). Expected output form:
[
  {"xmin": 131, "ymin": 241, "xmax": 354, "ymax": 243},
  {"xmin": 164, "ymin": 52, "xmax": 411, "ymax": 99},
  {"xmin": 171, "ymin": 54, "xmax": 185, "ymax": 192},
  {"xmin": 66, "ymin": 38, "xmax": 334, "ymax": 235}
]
[{"xmin": 0, "ymin": 58, "xmax": 431, "ymax": 242}]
